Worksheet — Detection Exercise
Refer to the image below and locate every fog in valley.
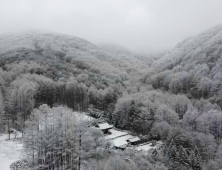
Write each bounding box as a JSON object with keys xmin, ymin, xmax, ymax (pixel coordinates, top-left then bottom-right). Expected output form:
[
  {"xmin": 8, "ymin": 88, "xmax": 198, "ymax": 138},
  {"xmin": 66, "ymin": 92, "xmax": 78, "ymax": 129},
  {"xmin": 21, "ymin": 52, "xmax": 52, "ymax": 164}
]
[
  {"xmin": 1, "ymin": 1, "xmax": 222, "ymax": 170},
  {"xmin": 1, "ymin": 0, "xmax": 222, "ymax": 53}
]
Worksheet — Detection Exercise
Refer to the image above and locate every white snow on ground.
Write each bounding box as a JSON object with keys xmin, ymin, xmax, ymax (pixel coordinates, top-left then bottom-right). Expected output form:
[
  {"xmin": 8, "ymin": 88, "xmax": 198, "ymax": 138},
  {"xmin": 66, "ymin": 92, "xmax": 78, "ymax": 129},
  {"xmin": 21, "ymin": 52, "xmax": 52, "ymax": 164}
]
[
  {"xmin": 0, "ymin": 132, "xmax": 23, "ymax": 170},
  {"xmin": 113, "ymin": 135, "xmax": 134, "ymax": 147},
  {"xmin": 136, "ymin": 143, "xmax": 155, "ymax": 151},
  {"xmin": 105, "ymin": 129, "xmax": 128, "ymax": 140},
  {"xmin": 135, "ymin": 141, "xmax": 163, "ymax": 152}
]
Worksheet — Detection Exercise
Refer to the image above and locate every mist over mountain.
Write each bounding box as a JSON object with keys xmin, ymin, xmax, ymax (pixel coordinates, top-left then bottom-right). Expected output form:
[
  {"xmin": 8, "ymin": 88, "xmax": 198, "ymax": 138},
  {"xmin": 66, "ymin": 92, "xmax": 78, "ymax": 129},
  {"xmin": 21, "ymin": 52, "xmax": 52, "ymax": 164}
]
[
  {"xmin": 98, "ymin": 43, "xmax": 151, "ymax": 74},
  {"xmin": 2, "ymin": 0, "xmax": 222, "ymax": 169},
  {"xmin": 0, "ymin": 31, "xmax": 151, "ymax": 76},
  {"xmin": 0, "ymin": 31, "xmax": 119, "ymax": 75}
]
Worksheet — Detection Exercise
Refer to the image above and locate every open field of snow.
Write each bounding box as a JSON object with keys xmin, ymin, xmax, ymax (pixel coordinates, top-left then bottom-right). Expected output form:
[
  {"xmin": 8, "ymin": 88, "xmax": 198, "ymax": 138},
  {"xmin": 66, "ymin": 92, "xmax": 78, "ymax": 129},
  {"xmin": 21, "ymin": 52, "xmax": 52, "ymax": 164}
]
[{"xmin": 0, "ymin": 133, "xmax": 23, "ymax": 170}]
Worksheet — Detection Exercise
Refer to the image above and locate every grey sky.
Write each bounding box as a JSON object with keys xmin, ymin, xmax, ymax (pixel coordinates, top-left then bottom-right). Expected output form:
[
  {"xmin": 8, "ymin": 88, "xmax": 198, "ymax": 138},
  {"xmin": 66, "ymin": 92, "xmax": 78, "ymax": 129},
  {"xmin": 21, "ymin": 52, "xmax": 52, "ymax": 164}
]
[{"xmin": 0, "ymin": 0, "xmax": 222, "ymax": 53}]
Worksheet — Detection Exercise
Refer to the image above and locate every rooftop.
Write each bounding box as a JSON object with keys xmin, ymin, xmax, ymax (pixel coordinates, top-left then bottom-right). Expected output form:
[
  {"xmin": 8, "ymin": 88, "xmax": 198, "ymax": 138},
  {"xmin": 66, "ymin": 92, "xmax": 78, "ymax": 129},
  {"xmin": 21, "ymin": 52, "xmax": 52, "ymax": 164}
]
[
  {"xmin": 113, "ymin": 135, "xmax": 134, "ymax": 147},
  {"xmin": 128, "ymin": 137, "xmax": 140, "ymax": 143},
  {"xmin": 95, "ymin": 123, "xmax": 114, "ymax": 130}
]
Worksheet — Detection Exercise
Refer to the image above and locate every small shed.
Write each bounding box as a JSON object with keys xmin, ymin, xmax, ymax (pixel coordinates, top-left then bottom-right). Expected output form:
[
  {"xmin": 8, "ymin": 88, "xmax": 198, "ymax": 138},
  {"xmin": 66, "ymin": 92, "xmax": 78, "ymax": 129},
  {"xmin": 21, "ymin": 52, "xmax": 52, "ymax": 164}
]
[
  {"xmin": 113, "ymin": 139, "xmax": 128, "ymax": 150},
  {"xmin": 95, "ymin": 123, "xmax": 114, "ymax": 134},
  {"xmin": 127, "ymin": 137, "xmax": 141, "ymax": 145}
]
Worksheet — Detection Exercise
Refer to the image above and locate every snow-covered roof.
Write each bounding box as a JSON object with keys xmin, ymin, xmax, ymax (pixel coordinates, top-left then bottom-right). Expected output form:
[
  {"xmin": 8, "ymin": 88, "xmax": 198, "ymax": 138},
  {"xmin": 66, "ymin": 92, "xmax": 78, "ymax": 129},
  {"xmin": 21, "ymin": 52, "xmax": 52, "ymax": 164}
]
[
  {"xmin": 128, "ymin": 137, "xmax": 140, "ymax": 143},
  {"xmin": 105, "ymin": 129, "xmax": 128, "ymax": 140},
  {"xmin": 113, "ymin": 139, "xmax": 128, "ymax": 147},
  {"xmin": 113, "ymin": 135, "xmax": 134, "ymax": 147},
  {"xmin": 118, "ymin": 145, "xmax": 127, "ymax": 149},
  {"xmin": 96, "ymin": 123, "xmax": 113, "ymax": 130}
]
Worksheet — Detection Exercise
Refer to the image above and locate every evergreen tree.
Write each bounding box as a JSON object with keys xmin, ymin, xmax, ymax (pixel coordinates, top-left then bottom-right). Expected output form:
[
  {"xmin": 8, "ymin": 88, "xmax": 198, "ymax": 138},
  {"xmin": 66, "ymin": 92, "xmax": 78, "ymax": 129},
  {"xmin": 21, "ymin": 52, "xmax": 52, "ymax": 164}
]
[{"xmin": 167, "ymin": 131, "xmax": 201, "ymax": 170}]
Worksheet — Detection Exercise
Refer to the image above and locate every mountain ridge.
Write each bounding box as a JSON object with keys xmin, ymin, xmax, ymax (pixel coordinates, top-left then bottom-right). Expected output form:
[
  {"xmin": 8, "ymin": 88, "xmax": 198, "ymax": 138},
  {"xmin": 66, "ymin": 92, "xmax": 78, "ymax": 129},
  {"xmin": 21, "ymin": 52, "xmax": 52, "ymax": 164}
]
[
  {"xmin": 152, "ymin": 24, "xmax": 222, "ymax": 71},
  {"xmin": 0, "ymin": 31, "xmax": 150, "ymax": 76}
]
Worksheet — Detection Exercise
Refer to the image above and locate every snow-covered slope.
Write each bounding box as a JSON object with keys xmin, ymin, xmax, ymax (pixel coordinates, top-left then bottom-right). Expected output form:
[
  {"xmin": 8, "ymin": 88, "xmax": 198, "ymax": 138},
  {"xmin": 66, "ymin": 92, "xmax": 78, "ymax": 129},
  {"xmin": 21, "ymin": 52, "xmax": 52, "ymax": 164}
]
[
  {"xmin": 98, "ymin": 43, "xmax": 150, "ymax": 74},
  {"xmin": 0, "ymin": 31, "xmax": 124, "ymax": 75},
  {"xmin": 0, "ymin": 133, "xmax": 23, "ymax": 170},
  {"xmin": 0, "ymin": 31, "xmax": 149, "ymax": 75},
  {"xmin": 152, "ymin": 24, "xmax": 222, "ymax": 71},
  {"xmin": 142, "ymin": 24, "xmax": 222, "ymax": 104}
]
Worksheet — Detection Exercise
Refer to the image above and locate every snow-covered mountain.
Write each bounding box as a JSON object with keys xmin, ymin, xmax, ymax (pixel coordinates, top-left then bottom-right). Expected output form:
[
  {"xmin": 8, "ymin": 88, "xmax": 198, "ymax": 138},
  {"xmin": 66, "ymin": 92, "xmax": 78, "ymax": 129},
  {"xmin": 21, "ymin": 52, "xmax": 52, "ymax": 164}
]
[
  {"xmin": 151, "ymin": 24, "xmax": 222, "ymax": 72},
  {"xmin": 98, "ymin": 43, "xmax": 150, "ymax": 74},
  {"xmin": 142, "ymin": 24, "xmax": 222, "ymax": 104},
  {"xmin": 0, "ymin": 31, "xmax": 149, "ymax": 75}
]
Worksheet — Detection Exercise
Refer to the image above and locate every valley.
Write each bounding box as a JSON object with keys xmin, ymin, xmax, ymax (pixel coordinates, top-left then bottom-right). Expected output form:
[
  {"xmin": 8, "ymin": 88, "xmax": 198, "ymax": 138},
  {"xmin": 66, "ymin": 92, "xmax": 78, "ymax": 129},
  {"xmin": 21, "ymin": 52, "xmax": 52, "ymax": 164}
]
[{"xmin": 1, "ymin": 24, "xmax": 222, "ymax": 169}]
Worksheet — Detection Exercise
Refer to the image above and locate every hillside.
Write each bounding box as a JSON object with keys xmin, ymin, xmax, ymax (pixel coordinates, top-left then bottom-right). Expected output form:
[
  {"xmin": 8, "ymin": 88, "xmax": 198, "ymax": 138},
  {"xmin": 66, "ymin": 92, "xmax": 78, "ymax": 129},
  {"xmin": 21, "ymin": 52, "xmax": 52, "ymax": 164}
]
[
  {"xmin": 0, "ymin": 31, "xmax": 142, "ymax": 124},
  {"xmin": 0, "ymin": 31, "xmax": 152, "ymax": 119},
  {"xmin": 143, "ymin": 24, "xmax": 222, "ymax": 105},
  {"xmin": 111, "ymin": 24, "xmax": 222, "ymax": 169},
  {"xmin": 0, "ymin": 31, "xmax": 149, "ymax": 76},
  {"xmin": 0, "ymin": 31, "xmax": 124, "ymax": 76},
  {"xmin": 151, "ymin": 24, "xmax": 222, "ymax": 71},
  {"xmin": 99, "ymin": 43, "xmax": 150, "ymax": 74}
]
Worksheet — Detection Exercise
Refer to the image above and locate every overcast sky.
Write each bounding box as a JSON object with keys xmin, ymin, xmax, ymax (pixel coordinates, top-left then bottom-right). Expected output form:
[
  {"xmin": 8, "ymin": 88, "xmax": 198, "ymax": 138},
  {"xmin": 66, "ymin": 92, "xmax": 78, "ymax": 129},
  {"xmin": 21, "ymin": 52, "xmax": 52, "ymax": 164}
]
[{"xmin": 1, "ymin": 0, "xmax": 222, "ymax": 53}]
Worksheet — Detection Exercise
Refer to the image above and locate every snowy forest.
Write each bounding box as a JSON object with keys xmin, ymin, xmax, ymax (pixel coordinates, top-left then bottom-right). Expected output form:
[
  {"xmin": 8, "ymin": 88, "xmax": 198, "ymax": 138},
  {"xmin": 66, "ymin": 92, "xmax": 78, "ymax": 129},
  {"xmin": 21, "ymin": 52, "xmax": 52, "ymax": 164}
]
[{"xmin": 1, "ymin": 23, "xmax": 222, "ymax": 169}]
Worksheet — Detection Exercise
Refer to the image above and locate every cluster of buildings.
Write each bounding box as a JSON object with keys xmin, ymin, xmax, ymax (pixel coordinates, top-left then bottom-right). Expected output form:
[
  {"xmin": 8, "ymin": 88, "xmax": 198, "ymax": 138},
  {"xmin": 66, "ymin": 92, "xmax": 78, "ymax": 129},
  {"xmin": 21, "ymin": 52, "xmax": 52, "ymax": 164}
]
[
  {"xmin": 94, "ymin": 122, "xmax": 143, "ymax": 150},
  {"xmin": 83, "ymin": 109, "xmax": 163, "ymax": 152}
]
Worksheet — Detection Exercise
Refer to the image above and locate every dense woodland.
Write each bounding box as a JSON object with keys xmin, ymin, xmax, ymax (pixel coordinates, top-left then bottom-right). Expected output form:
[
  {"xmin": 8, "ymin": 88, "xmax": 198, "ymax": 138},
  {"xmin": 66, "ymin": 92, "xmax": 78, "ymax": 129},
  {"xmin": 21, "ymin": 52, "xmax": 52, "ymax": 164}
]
[{"xmin": 1, "ymin": 26, "xmax": 222, "ymax": 169}]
